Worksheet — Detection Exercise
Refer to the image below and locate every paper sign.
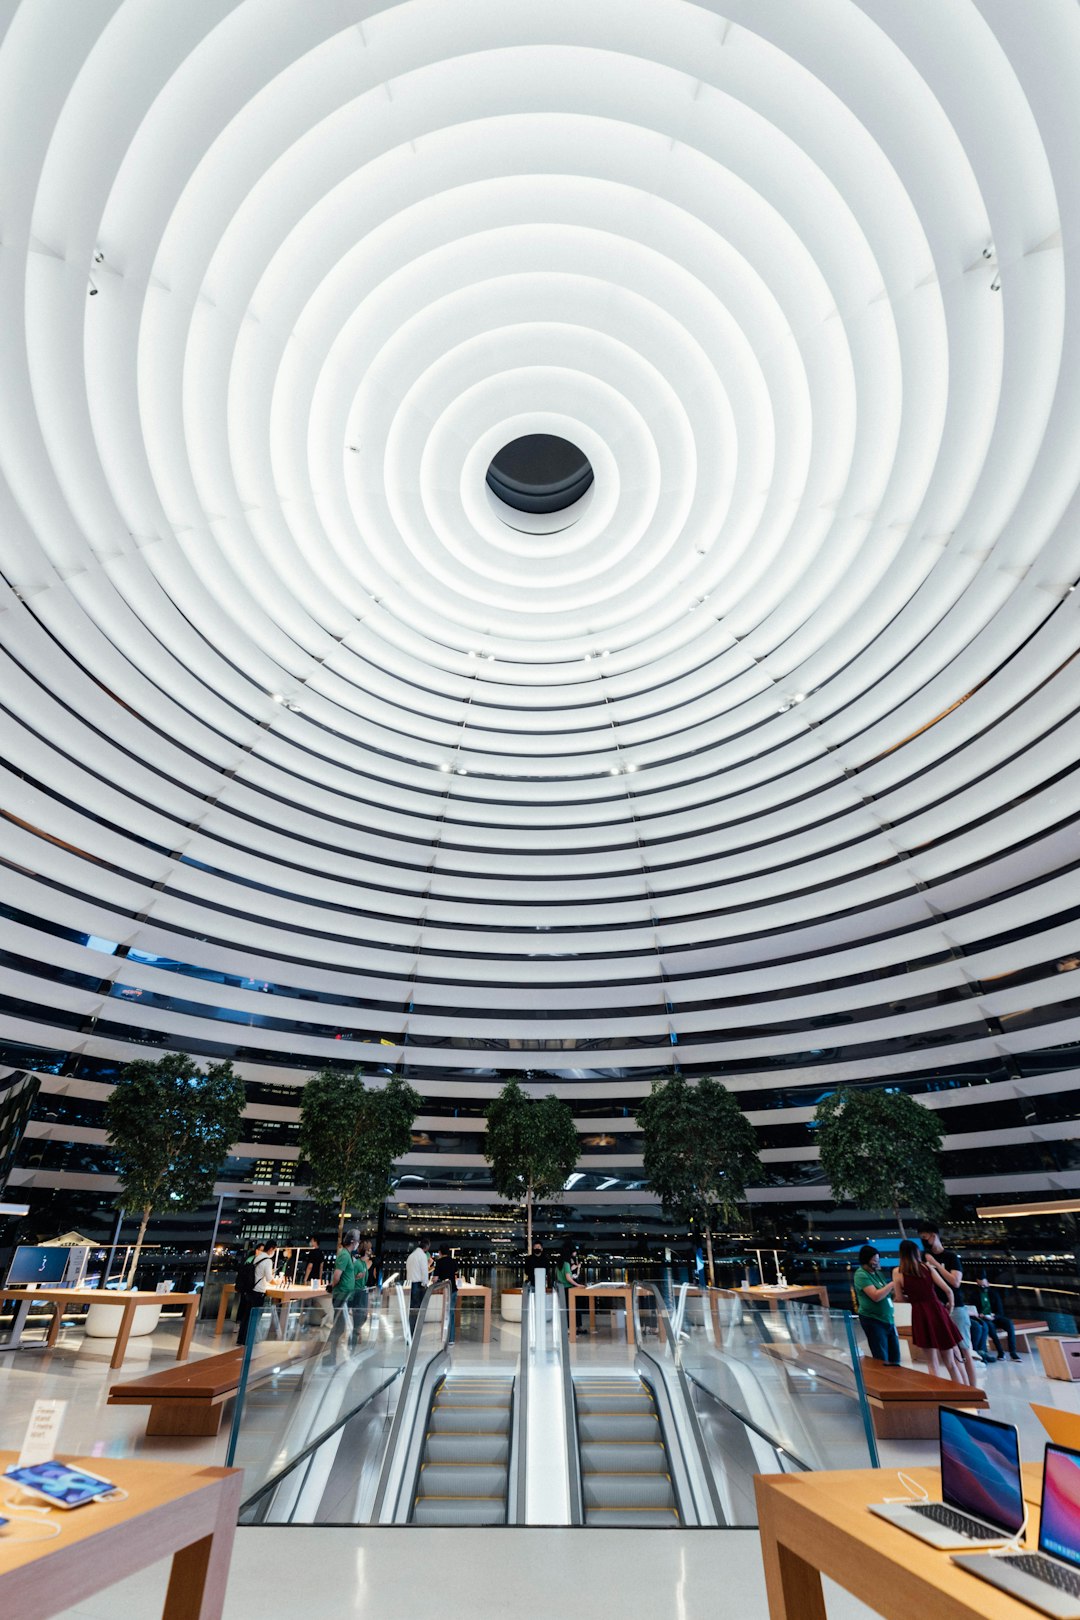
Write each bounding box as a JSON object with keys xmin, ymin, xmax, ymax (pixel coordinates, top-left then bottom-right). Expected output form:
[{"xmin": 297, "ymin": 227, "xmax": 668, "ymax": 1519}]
[{"xmin": 18, "ymin": 1399, "xmax": 67, "ymax": 1468}]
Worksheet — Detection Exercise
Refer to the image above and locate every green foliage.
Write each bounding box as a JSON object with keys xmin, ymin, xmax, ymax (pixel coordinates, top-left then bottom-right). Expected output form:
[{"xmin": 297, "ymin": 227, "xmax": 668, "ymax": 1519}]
[
  {"xmin": 814, "ymin": 1087, "xmax": 946, "ymax": 1234},
  {"xmin": 105, "ymin": 1052, "xmax": 246, "ymax": 1218},
  {"xmin": 484, "ymin": 1077, "xmax": 579, "ymax": 1247},
  {"xmin": 298, "ymin": 1068, "xmax": 421, "ymax": 1243},
  {"xmin": 638, "ymin": 1072, "xmax": 762, "ymax": 1235}
]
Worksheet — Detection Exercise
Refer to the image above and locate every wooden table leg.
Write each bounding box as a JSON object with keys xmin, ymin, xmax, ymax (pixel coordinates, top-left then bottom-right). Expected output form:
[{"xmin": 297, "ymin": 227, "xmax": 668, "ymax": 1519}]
[
  {"xmin": 589, "ymin": 1296, "xmax": 596, "ymax": 1336},
  {"xmin": 482, "ymin": 1291, "xmax": 491, "ymax": 1343},
  {"xmin": 756, "ymin": 1484, "xmax": 828, "ymax": 1620},
  {"xmin": 176, "ymin": 1300, "xmax": 197, "ymax": 1362},
  {"xmin": 162, "ymin": 1470, "xmax": 242, "ymax": 1620},
  {"xmin": 111, "ymin": 1300, "xmax": 137, "ymax": 1370},
  {"xmin": 214, "ymin": 1285, "xmax": 233, "ymax": 1337},
  {"xmin": 816, "ymin": 1287, "xmax": 830, "ymax": 1312},
  {"xmin": 625, "ymin": 1287, "xmax": 635, "ymax": 1345},
  {"xmin": 46, "ymin": 1299, "xmax": 63, "ymax": 1348},
  {"xmin": 277, "ymin": 1297, "xmax": 290, "ymax": 1337},
  {"xmin": 568, "ymin": 1291, "xmax": 577, "ymax": 1342}
]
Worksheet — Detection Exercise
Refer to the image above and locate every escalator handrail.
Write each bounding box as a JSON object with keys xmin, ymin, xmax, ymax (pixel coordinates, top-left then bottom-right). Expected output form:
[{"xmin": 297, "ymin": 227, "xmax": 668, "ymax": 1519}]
[
  {"xmin": 554, "ymin": 1283, "xmax": 584, "ymax": 1526},
  {"xmin": 510, "ymin": 1281, "xmax": 531, "ymax": 1523},
  {"xmin": 632, "ymin": 1281, "xmax": 724, "ymax": 1525},
  {"xmin": 369, "ymin": 1280, "xmax": 451, "ymax": 1522}
]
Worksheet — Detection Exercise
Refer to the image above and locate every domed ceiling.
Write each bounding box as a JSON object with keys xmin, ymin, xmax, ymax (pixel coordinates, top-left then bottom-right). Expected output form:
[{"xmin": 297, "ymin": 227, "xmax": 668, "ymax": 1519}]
[{"xmin": 2, "ymin": 0, "xmax": 1080, "ymax": 1220}]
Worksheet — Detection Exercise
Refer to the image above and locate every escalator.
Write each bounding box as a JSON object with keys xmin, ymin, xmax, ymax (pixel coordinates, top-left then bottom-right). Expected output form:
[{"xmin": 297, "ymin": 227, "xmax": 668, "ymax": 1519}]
[
  {"xmin": 410, "ymin": 1373, "xmax": 515, "ymax": 1525},
  {"xmin": 573, "ymin": 1374, "xmax": 680, "ymax": 1526}
]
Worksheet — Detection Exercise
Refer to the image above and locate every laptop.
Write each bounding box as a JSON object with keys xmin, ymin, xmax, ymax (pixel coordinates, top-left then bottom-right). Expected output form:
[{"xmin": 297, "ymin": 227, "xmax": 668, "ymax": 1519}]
[
  {"xmin": 870, "ymin": 1407, "xmax": 1024, "ymax": 1549},
  {"xmin": 955, "ymin": 1444, "xmax": 1080, "ymax": 1618}
]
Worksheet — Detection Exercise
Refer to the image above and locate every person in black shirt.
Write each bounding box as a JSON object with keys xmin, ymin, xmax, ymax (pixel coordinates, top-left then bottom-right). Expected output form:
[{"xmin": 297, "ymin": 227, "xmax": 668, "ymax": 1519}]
[
  {"xmin": 301, "ymin": 1237, "xmax": 324, "ymax": 1285},
  {"xmin": 431, "ymin": 1246, "xmax": 459, "ymax": 1344}
]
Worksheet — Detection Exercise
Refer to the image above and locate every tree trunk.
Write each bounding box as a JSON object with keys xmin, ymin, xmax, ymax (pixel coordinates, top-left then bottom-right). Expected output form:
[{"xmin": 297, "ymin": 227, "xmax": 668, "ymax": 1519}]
[
  {"xmin": 337, "ymin": 1197, "xmax": 347, "ymax": 1250},
  {"xmin": 894, "ymin": 1199, "xmax": 907, "ymax": 1239},
  {"xmin": 128, "ymin": 1206, "xmax": 152, "ymax": 1288},
  {"xmin": 525, "ymin": 1186, "xmax": 533, "ymax": 1255},
  {"xmin": 704, "ymin": 1223, "xmax": 715, "ymax": 1289}
]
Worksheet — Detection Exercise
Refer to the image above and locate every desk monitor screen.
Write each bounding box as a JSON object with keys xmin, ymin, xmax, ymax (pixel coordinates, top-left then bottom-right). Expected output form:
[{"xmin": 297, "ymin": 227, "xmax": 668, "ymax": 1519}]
[
  {"xmin": 6, "ymin": 1245, "xmax": 69, "ymax": 1287},
  {"xmin": 939, "ymin": 1407, "xmax": 1024, "ymax": 1533},
  {"xmin": 1040, "ymin": 1444, "xmax": 1080, "ymax": 1569}
]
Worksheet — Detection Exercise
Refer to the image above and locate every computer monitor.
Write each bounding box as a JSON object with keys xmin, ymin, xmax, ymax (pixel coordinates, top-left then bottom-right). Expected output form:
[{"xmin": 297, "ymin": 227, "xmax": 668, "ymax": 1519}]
[
  {"xmin": 1040, "ymin": 1444, "xmax": 1080, "ymax": 1569},
  {"xmin": 939, "ymin": 1406, "xmax": 1024, "ymax": 1534},
  {"xmin": 6, "ymin": 1245, "xmax": 70, "ymax": 1287}
]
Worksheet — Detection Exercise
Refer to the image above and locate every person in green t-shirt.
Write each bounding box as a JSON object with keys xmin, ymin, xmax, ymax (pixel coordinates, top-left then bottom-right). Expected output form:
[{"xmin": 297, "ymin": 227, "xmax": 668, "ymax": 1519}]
[
  {"xmin": 327, "ymin": 1228, "xmax": 361, "ymax": 1356},
  {"xmin": 853, "ymin": 1244, "xmax": 900, "ymax": 1364}
]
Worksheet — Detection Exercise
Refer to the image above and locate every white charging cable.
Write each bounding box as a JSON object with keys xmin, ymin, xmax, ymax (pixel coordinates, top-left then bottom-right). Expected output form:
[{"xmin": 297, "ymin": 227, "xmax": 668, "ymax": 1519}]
[
  {"xmin": 882, "ymin": 1470, "xmax": 931, "ymax": 1504},
  {"xmin": 0, "ymin": 1496, "xmax": 62, "ymax": 1544}
]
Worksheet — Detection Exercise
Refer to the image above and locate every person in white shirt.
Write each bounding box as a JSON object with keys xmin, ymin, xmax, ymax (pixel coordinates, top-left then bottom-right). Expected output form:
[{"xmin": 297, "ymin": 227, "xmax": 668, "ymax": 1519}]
[
  {"xmin": 236, "ymin": 1241, "xmax": 275, "ymax": 1345},
  {"xmin": 406, "ymin": 1238, "xmax": 430, "ymax": 1328}
]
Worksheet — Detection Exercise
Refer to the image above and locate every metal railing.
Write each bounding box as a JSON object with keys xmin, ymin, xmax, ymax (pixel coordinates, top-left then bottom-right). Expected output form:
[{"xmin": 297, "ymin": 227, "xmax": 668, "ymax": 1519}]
[
  {"xmin": 631, "ymin": 1283, "xmax": 724, "ymax": 1525},
  {"xmin": 509, "ymin": 1281, "xmax": 531, "ymax": 1524},
  {"xmin": 369, "ymin": 1281, "xmax": 451, "ymax": 1523},
  {"xmin": 553, "ymin": 1284, "xmax": 584, "ymax": 1525}
]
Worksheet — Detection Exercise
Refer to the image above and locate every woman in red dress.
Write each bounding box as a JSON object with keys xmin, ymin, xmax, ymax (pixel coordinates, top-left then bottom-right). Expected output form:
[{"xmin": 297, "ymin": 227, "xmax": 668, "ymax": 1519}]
[{"xmin": 892, "ymin": 1239, "xmax": 966, "ymax": 1383}]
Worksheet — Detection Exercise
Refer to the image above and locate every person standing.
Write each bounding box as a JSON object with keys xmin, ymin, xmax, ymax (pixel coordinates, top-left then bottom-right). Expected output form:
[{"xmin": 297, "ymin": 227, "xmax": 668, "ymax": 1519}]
[
  {"xmin": 406, "ymin": 1236, "xmax": 430, "ymax": 1329},
  {"xmin": 352, "ymin": 1240, "xmax": 373, "ymax": 1342},
  {"xmin": 328, "ymin": 1228, "xmax": 360, "ymax": 1356},
  {"xmin": 235, "ymin": 1240, "xmax": 274, "ymax": 1346},
  {"xmin": 853, "ymin": 1245, "xmax": 899, "ymax": 1364},
  {"xmin": 432, "ymin": 1244, "xmax": 459, "ymax": 1344},
  {"xmin": 301, "ymin": 1235, "xmax": 324, "ymax": 1286},
  {"xmin": 893, "ymin": 1239, "xmax": 966, "ymax": 1383}
]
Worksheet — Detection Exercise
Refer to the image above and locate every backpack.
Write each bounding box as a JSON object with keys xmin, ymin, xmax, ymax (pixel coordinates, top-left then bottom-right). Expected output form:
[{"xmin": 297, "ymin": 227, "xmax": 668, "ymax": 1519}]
[{"xmin": 236, "ymin": 1256, "xmax": 258, "ymax": 1297}]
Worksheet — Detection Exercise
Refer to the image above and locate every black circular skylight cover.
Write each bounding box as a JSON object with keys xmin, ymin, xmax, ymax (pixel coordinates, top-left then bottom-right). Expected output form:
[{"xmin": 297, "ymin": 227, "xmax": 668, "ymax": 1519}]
[{"xmin": 486, "ymin": 433, "xmax": 594, "ymax": 513}]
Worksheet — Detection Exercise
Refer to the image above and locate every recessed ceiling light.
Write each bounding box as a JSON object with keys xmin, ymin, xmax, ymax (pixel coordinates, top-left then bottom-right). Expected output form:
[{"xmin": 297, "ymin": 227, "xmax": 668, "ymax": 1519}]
[{"xmin": 609, "ymin": 767, "xmax": 620, "ymax": 775}]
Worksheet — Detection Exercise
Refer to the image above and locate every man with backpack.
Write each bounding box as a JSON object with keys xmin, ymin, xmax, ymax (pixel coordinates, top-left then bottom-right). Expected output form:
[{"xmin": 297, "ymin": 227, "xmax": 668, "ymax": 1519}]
[{"xmin": 235, "ymin": 1240, "xmax": 274, "ymax": 1345}]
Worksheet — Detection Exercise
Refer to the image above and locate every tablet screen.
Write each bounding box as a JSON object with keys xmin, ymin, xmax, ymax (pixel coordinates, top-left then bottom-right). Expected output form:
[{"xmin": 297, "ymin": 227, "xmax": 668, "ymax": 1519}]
[{"xmin": 5, "ymin": 1460, "xmax": 115, "ymax": 1507}]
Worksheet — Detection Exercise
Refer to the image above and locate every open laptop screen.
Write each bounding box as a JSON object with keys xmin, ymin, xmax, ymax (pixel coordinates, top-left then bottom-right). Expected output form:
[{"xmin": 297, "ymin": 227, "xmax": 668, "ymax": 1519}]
[
  {"xmin": 1040, "ymin": 1445, "xmax": 1080, "ymax": 1569},
  {"xmin": 940, "ymin": 1408, "xmax": 1024, "ymax": 1533}
]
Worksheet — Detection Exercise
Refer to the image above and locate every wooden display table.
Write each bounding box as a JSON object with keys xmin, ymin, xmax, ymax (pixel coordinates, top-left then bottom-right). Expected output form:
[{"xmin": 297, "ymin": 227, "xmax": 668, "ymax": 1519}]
[
  {"xmin": 568, "ymin": 1285, "xmax": 635, "ymax": 1344},
  {"xmin": 735, "ymin": 1284, "xmax": 830, "ymax": 1313},
  {"xmin": 1037, "ymin": 1334, "xmax": 1080, "ymax": 1381},
  {"xmin": 453, "ymin": 1283, "xmax": 492, "ymax": 1342},
  {"xmin": 213, "ymin": 1282, "xmax": 329, "ymax": 1338},
  {"xmin": 0, "ymin": 1449, "xmax": 241, "ymax": 1620},
  {"xmin": 762, "ymin": 1342, "xmax": 988, "ymax": 1439},
  {"xmin": 4, "ymin": 1290, "xmax": 198, "ymax": 1372},
  {"xmin": 755, "ymin": 1462, "xmax": 1045, "ymax": 1620}
]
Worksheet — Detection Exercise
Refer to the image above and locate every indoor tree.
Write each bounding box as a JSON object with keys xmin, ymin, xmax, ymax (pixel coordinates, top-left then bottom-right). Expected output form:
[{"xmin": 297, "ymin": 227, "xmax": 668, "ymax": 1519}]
[
  {"xmin": 105, "ymin": 1052, "xmax": 247, "ymax": 1284},
  {"xmin": 484, "ymin": 1076, "xmax": 579, "ymax": 1252},
  {"xmin": 637, "ymin": 1072, "xmax": 762, "ymax": 1287},
  {"xmin": 298, "ymin": 1068, "xmax": 421, "ymax": 1248},
  {"xmin": 814, "ymin": 1086, "xmax": 946, "ymax": 1237}
]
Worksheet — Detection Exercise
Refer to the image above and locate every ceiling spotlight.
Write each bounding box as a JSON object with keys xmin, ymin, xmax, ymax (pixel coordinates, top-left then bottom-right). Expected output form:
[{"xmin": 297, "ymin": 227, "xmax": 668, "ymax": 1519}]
[
  {"xmin": 285, "ymin": 701, "xmax": 301, "ymax": 713},
  {"xmin": 990, "ymin": 275, "xmax": 1001, "ymax": 292},
  {"xmin": 609, "ymin": 767, "xmax": 620, "ymax": 775},
  {"xmin": 457, "ymin": 767, "xmax": 469, "ymax": 775},
  {"xmin": 601, "ymin": 649, "xmax": 611, "ymax": 657},
  {"xmin": 347, "ymin": 445, "xmax": 360, "ymax": 453},
  {"xmin": 93, "ymin": 251, "xmax": 104, "ymax": 264},
  {"xmin": 88, "ymin": 282, "xmax": 98, "ymax": 296},
  {"xmin": 271, "ymin": 693, "xmax": 284, "ymax": 703},
  {"xmin": 467, "ymin": 650, "xmax": 477, "ymax": 658},
  {"xmin": 791, "ymin": 692, "xmax": 806, "ymax": 703},
  {"xmin": 439, "ymin": 763, "xmax": 451, "ymax": 772},
  {"xmin": 626, "ymin": 763, "xmax": 638, "ymax": 772}
]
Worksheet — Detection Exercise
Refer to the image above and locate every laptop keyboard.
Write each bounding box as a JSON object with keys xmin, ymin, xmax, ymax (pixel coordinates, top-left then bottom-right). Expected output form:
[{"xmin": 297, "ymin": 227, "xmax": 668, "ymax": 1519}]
[
  {"xmin": 910, "ymin": 1502, "xmax": 1002, "ymax": 1540},
  {"xmin": 1005, "ymin": 1554, "xmax": 1080, "ymax": 1596}
]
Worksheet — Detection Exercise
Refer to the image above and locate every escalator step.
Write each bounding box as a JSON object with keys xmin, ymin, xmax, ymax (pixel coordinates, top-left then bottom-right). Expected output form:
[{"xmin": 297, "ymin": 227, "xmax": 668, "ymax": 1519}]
[
  {"xmin": 577, "ymin": 1414, "xmax": 659, "ymax": 1443},
  {"xmin": 580, "ymin": 1441, "xmax": 668, "ymax": 1472},
  {"xmin": 584, "ymin": 1508, "xmax": 679, "ymax": 1528},
  {"xmin": 429, "ymin": 1407, "xmax": 510, "ymax": 1433},
  {"xmin": 416, "ymin": 1463, "xmax": 509, "ymax": 1498},
  {"xmin": 575, "ymin": 1395, "xmax": 655, "ymax": 1416},
  {"xmin": 424, "ymin": 1434, "xmax": 509, "ymax": 1465},
  {"xmin": 412, "ymin": 1499, "xmax": 508, "ymax": 1526},
  {"xmin": 583, "ymin": 1472, "xmax": 675, "ymax": 1510}
]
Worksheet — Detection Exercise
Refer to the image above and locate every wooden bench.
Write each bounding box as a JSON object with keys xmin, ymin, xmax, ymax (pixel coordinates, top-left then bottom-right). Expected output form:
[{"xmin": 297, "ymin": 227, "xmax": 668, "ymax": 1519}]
[
  {"xmin": 898, "ymin": 1317, "xmax": 1048, "ymax": 1358},
  {"xmin": 107, "ymin": 1341, "xmax": 317, "ymax": 1437},
  {"xmin": 761, "ymin": 1341, "xmax": 989, "ymax": 1439}
]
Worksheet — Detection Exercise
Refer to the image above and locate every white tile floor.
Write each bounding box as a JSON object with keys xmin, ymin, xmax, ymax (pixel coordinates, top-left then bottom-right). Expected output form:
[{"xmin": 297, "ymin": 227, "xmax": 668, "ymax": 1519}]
[{"xmin": 45, "ymin": 1525, "xmax": 880, "ymax": 1620}]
